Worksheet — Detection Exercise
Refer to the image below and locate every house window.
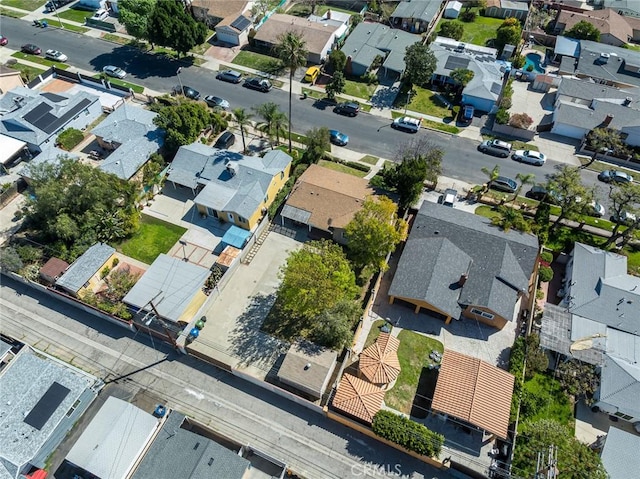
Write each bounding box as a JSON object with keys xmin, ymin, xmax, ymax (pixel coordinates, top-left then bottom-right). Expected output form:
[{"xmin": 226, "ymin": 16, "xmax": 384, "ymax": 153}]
[
  {"xmin": 238, "ymin": 216, "xmax": 247, "ymax": 223},
  {"xmin": 66, "ymin": 399, "xmax": 81, "ymax": 417},
  {"xmin": 614, "ymin": 412, "xmax": 634, "ymax": 420},
  {"xmin": 280, "ymin": 171, "xmax": 284, "ymax": 180},
  {"xmin": 470, "ymin": 308, "xmax": 494, "ymax": 320}
]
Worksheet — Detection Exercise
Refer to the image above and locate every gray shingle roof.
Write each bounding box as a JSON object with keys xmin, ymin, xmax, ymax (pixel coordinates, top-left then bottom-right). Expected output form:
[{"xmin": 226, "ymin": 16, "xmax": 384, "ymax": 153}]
[
  {"xmin": 390, "ymin": 0, "xmax": 442, "ymax": 22},
  {"xmin": 122, "ymin": 253, "xmax": 210, "ymax": 323},
  {"xmin": 556, "ymin": 78, "xmax": 640, "ymax": 107},
  {"xmin": 575, "ymin": 40, "xmax": 640, "ymax": 88},
  {"xmin": 168, "ymin": 144, "xmax": 291, "ymax": 220},
  {"xmin": 389, "ymin": 202, "xmax": 538, "ymax": 320},
  {"xmin": 55, "ymin": 242, "xmax": 115, "ymax": 294},
  {"xmin": 553, "ymin": 99, "xmax": 640, "ymax": 130},
  {"xmin": 599, "ymin": 355, "xmax": 640, "ymax": 418},
  {"xmin": 92, "ymin": 103, "xmax": 164, "ymax": 180},
  {"xmin": 601, "ymin": 426, "xmax": 640, "ymax": 479},
  {"xmin": 131, "ymin": 411, "xmax": 250, "ymax": 479},
  {"xmin": 19, "ymin": 146, "xmax": 77, "ymax": 180}
]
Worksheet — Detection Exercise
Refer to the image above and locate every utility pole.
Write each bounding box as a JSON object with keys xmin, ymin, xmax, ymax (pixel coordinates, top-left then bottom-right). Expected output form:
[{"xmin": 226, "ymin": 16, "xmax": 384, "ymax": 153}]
[{"xmin": 535, "ymin": 444, "xmax": 558, "ymax": 479}]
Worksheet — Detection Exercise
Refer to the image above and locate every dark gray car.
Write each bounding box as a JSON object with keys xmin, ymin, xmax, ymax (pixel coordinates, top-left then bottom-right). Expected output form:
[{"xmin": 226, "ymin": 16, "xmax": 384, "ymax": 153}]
[{"xmin": 490, "ymin": 176, "xmax": 518, "ymax": 193}]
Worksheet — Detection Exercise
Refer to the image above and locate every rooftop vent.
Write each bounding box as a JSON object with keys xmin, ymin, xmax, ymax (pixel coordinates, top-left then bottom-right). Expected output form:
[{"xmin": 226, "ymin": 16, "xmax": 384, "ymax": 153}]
[
  {"xmin": 458, "ymin": 274, "xmax": 468, "ymax": 287},
  {"xmin": 599, "ymin": 53, "xmax": 610, "ymax": 63},
  {"xmin": 226, "ymin": 161, "xmax": 238, "ymax": 177},
  {"xmin": 304, "ymin": 363, "xmax": 311, "ymax": 370},
  {"xmin": 623, "ymin": 97, "xmax": 632, "ymax": 106}
]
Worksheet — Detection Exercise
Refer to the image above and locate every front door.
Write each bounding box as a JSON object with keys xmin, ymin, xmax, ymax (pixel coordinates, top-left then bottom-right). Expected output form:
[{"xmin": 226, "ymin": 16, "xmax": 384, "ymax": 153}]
[{"xmin": 227, "ymin": 213, "xmax": 235, "ymax": 224}]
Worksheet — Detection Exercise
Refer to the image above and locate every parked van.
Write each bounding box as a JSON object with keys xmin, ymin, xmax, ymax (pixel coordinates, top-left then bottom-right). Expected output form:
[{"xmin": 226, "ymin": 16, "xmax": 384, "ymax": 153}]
[
  {"xmin": 304, "ymin": 66, "xmax": 320, "ymax": 83},
  {"xmin": 214, "ymin": 131, "xmax": 235, "ymax": 150}
]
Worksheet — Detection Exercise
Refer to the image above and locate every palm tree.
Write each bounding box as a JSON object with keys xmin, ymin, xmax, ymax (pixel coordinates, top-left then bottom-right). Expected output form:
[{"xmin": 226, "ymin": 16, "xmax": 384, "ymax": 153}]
[
  {"xmin": 581, "ymin": 127, "xmax": 625, "ymax": 169},
  {"xmin": 480, "ymin": 164, "xmax": 501, "ymax": 194},
  {"xmin": 491, "ymin": 206, "xmax": 530, "ymax": 232},
  {"xmin": 253, "ymin": 102, "xmax": 287, "ymax": 148},
  {"xmin": 232, "ymin": 108, "xmax": 253, "ymax": 153},
  {"xmin": 512, "ymin": 172, "xmax": 536, "ymax": 205},
  {"xmin": 274, "ymin": 31, "xmax": 308, "ymax": 152}
]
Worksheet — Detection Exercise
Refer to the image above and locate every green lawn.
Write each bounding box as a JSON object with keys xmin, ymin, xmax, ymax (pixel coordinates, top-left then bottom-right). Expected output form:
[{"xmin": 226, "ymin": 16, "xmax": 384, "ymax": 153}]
[
  {"xmin": 190, "ymin": 29, "xmax": 215, "ymax": 55},
  {"xmin": 623, "ymin": 244, "xmax": 640, "ymax": 275},
  {"xmin": 578, "ymin": 158, "xmax": 638, "ymax": 178},
  {"xmin": 475, "ymin": 205, "xmax": 502, "ymax": 220},
  {"xmin": 37, "ymin": 18, "xmax": 89, "ymax": 32},
  {"xmin": 437, "ymin": 11, "xmax": 503, "ymax": 47},
  {"xmin": 232, "ymin": 50, "xmax": 282, "ymax": 73},
  {"xmin": 92, "ymin": 74, "xmax": 144, "ymax": 93},
  {"xmin": 343, "ymin": 79, "xmax": 376, "ymax": 100},
  {"xmin": 385, "ymin": 330, "xmax": 444, "ymax": 414},
  {"xmin": 422, "ymin": 118, "xmax": 459, "ymax": 134},
  {"xmin": 0, "ymin": 6, "xmax": 26, "ymax": 17},
  {"xmin": 102, "ymin": 33, "xmax": 132, "ymax": 46},
  {"xmin": 364, "ymin": 320, "xmax": 385, "ymax": 349},
  {"xmin": 287, "ymin": 3, "xmax": 360, "ymax": 17},
  {"xmin": 402, "ymin": 86, "xmax": 451, "ymax": 118},
  {"xmin": 1, "ymin": 0, "xmax": 46, "ymax": 11},
  {"xmin": 625, "ymin": 43, "xmax": 640, "ymax": 52},
  {"xmin": 318, "ymin": 159, "xmax": 368, "ymax": 178},
  {"xmin": 7, "ymin": 62, "xmax": 46, "ymax": 83},
  {"xmin": 11, "ymin": 52, "xmax": 69, "ymax": 70},
  {"xmin": 360, "ymin": 155, "xmax": 379, "ymax": 165},
  {"xmin": 520, "ymin": 373, "xmax": 574, "ymax": 429},
  {"xmin": 56, "ymin": 7, "xmax": 91, "ymax": 23},
  {"xmin": 117, "ymin": 215, "xmax": 187, "ymax": 264}
]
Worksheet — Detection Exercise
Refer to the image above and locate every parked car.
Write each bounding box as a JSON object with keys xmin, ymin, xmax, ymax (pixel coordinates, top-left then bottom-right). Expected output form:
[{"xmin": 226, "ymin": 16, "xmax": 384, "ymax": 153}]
[
  {"xmin": 216, "ymin": 69, "xmax": 242, "ymax": 83},
  {"xmin": 512, "ymin": 149, "xmax": 546, "ymax": 166},
  {"xmin": 329, "ymin": 130, "xmax": 349, "ymax": 146},
  {"xmin": 458, "ymin": 105, "xmax": 474, "ymax": 126},
  {"xmin": 392, "ymin": 116, "xmax": 421, "ymax": 133},
  {"xmin": 334, "ymin": 102, "xmax": 360, "ymax": 117},
  {"xmin": 214, "ymin": 131, "xmax": 236, "ymax": 149},
  {"xmin": 526, "ymin": 185, "xmax": 549, "ymax": 201},
  {"xmin": 612, "ymin": 210, "xmax": 637, "ymax": 225},
  {"xmin": 588, "ymin": 201, "xmax": 605, "ymax": 218},
  {"xmin": 303, "ymin": 66, "xmax": 320, "ymax": 83},
  {"xmin": 0, "ymin": 36, "xmax": 8, "ymax": 46},
  {"xmin": 91, "ymin": 8, "xmax": 109, "ymax": 20},
  {"xmin": 478, "ymin": 139, "xmax": 512, "ymax": 158},
  {"xmin": 204, "ymin": 95, "xmax": 229, "ymax": 110},
  {"xmin": 102, "ymin": 65, "xmax": 127, "ymax": 79},
  {"xmin": 243, "ymin": 77, "xmax": 272, "ymax": 92},
  {"xmin": 44, "ymin": 49, "xmax": 68, "ymax": 62},
  {"xmin": 439, "ymin": 188, "xmax": 458, "ymax": 207},
  {"xmin": 21, "ymin": 44, "xmax": 41, "ymax": 55},
  {"xmin": 490, "ymin": 176, "xmax": 518, "ymax": 193},
  {"xmin": 598, "ymin": 169, "xmax": 634, "ymax": 184},
  {"xmin": 45, "ymin": 0, "xmax": 74, "ymax": 11},
  {"xmin": 173, "ymin": 85, "xmax": 200, "ymax": 100}
]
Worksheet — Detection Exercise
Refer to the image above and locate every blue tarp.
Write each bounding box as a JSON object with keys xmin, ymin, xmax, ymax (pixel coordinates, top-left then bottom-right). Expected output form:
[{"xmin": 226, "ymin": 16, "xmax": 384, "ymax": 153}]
[{"xmin": 222, "ymin": 225, "xmax": 251, "ymax": 249}]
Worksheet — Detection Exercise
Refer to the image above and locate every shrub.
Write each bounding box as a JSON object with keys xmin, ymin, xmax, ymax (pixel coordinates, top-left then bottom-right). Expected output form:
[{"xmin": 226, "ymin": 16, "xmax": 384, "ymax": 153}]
[
  {"xmin": 538, "ymin": 265, "xmax": 553, "ymax": 283},
  {"xmin": 439, "ymin": 21, "xmax": 464, "ymax": 41},
  {"xmin": 495, "ymin": 108, "xmax": 510, "ymax": 125},
  {"xmin": 526, "ymin": 65, "xmax": 534, "ymax": 72},
  {"xmin": 101, "ymin": 265, "xmax": 111, "ymax": 279},
  {"xmin": 57, "ymin": 128, "xmax": 85, "ymax": 151},
  {"xmin": 112, "ymin": 257, "xmax": 120, "ymax": 267},
  {"xmin": 460, "ymin": 10, "xmax": 476, "ymax": 22},
  {"xmin": 499, "ymin": 96, "xmax": 513, "ymax": 109},
  {"xmin": 540, "ymin": 251, "xmax": 553, "ymax": 264},
  {"xmin": 509, "ymin": 113, "xmax": 534, "ymax": 129},
  {"xmin": 512, "ymin": 54, "xmax": 526, "ymax": 69},
  {"xmin": 372, "ymin": 410, "xmax": 444, "ymax": 457}
]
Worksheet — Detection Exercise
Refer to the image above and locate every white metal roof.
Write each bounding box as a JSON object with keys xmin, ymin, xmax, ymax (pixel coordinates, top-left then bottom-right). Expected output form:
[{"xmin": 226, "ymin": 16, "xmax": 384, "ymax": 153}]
[{"xmin": 0, "ymin": 134, "xmax": 26, "ymax": 165}]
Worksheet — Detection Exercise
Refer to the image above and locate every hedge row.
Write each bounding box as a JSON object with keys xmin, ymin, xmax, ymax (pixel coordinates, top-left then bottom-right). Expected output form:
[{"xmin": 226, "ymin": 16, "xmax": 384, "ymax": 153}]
[
  {"xmin": 372, "ymin": 410, "xmax": 444, "ymax": 457},
  {"xmin": 508, "ymin": 336, "xmax": 526, "ymax": 422}
]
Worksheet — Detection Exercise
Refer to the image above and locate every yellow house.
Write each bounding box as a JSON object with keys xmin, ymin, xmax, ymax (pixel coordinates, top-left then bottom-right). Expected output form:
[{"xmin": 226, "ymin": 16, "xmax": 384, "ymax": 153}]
[
  {"xmin": 167, "ymin": 144, "xmax": 292, "ymax": 231},
  {"xmin": 55, "ymin": 243, "xmax": 117, "ymax": 297}
]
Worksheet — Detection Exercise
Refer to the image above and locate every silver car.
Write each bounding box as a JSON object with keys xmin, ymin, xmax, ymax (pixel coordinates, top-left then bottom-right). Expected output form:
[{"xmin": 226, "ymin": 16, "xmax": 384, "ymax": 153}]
[
  {"xmin": 103, "ymin": 65, "xmax": 126, "ymax": 79},
  {"xmin": 45, "ymin": 49, "xmax": 68, "ymax": 62},
  {"xmin": 512, "ymin": 149, "xmax": 546, "ymax": 166}
]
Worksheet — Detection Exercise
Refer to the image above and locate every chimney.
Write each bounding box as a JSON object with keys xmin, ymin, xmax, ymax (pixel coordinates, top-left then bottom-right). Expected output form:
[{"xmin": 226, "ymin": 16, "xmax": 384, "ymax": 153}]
[
  {"xmin": 458, "ymin": 274, "xmax": 468, "ymax": 287},
  {"xmin": 623, "ymin": 97, "xmax": 632, "ymax": 107},
  {"xmin": 602, "ymin": 114, "xmax": 614, "ymax": 127}
]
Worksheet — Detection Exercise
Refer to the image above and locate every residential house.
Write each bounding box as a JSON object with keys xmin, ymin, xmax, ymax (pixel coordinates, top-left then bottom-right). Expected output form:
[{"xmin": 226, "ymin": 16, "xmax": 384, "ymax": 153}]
[
  {"xmin": 432, "ymin": 350, "xmax": 515, "ymax": 439},
  {"xmin": 253, "ymin": 14, "xmax": 341, "ymax": 64},
  {"xmin": 0, "ymin": 65, "xmax": 25, "ymax": 94},
  {"xmin": 91, "ymin": 103, "xmax": 164, "ymax": 182},
  {"xmin": 0, "ymin": 87, "xmax": 102, "ymax": 154},
  {"xmin": 39, "ymin": 257, "xmax": 70, "ymax": 285},
  {"xmin": 55, "ymin": 243, "xmax": 116, "ymax": 297},
  {"xmin": 553, "ymin": 35, "xmax": 581, "ymax": 64},
  {"xmin": 539, "ymin": 243, "xmax": 640, "ymax": 425},
  {"xmin": 0, "ymin": 345, "xmax": 100, "ymax": 479},
  {"xmin": 388, "ymin": 201, "xmax": 539, "ymax": 328},
  {"xmin": 340, "ymin": 22, "xmax": 421, "ymax": 77},
  {"xmin": 554, "ymin": 77, "xmax": 640, "ymax": 108},
  {"xmin": 131, "ymin": 411, "xmax": 252, "ymax": 479},
  {"xmin": 308, "ymin": 9, "xmax": 351, "ymax": 43},
  {"xmin": 599, "ymin": 0, "xmax": 640, "ymax": 18},
  {"xmin": 389, "ymin": 0, "xmax": 444, "ymax": 34},
  {"xmin": 123, "ymin": 254, "xmax": 210, "ymax": 325},
  {"xmin": 61, "ymin": 397, "xmax": 158, "ymax": 479},
  {"xmin": 280, "ymin": 163, "xmax": 374, "ymax": 245},
  {"xmin": 0, "ymin": 134, "xmax": 28, "ymax": 171},
  {"xmin": 167, "ymin": 144, "xmax": 292, "ymax": 231},
  {"xmin": 600, "ymin": 427, "xmax": 640, "ymax": 479},
  {"xmin": 19, "ymin": 145, "xmax": 78, "ymax": 184},
  {"xmin": 430, "ymin": 37, "xmax": 506, "ymax": 113},
  {"xmin": 215, "ymin": 14, "xmax": 252, "ymax": 47},
  {"xmin": 484, "ymin": 0, "xmax": 529, "ymax": 21},
  {"xmin": 189, "ymin": 0, "xmax": 249, "ymax": 27},
  {"xmin": 551, "ymin": 8, "xmax": 640, "ymax": 46},
  {"xmin": 276, "ymin": 340, "xmax": 337, "ymax": 401},
  {"xmin": 443, "ymin": 1, "xmax": 463, "ymax": 19}
]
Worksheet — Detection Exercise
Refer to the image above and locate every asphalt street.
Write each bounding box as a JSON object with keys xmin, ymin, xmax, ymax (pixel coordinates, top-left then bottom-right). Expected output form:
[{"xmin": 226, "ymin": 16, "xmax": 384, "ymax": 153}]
[
  {"xmin": 0, "ymin": 17, "xmax": 606, "ymax": 199},
  {"xmin": 0, "ymin": 276, "xmax": 460, "ymax": 479}
]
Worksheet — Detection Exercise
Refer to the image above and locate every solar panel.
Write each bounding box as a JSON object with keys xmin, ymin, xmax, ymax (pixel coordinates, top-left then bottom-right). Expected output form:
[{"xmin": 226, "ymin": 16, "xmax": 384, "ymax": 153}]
[
  {"xmin": 444, "ymin": 55, "xmax": 470, "ymax": 71},
  {"xmin": 24, "ymin": 381, "xmax": 70, "ymax": 430},
  {"xmin": 231, "ymin": 15, "xmax": 251, "ymax": 32},
  {"xmin": 23, "ymin": 103, "xmax": 53, "ymax": 126},
  {"xmin": 41, "ymin": 92, "xmax": 67, "ymax": 103},
  {"xmin": 490, "ymin": 82, "xmax": 503, "ymax": 95},
  {"xmin": 43, "ymin": 98, "xmax": 92, "ymax": 134}
]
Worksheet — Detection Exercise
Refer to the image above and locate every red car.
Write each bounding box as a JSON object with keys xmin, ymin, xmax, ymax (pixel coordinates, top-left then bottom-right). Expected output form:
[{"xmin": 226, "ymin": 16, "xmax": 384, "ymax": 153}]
[
  {"xmin": 0, "ymin": 36, "xmax": 8, "ymax": 46},
  {"xmin": 21, "ymin": 44, "xmax": 42, "ymax": 55}
]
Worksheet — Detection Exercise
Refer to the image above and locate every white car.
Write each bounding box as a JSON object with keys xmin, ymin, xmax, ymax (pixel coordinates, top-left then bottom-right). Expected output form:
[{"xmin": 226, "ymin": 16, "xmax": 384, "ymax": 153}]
[
  {"xmin": 102, "ymin": 65, "xmax": 126, "ymax": 79},
  {"xmin": 613, "ymin": 210, "xmax": 637, "ymax": 225},
  {"xmin": 392, "ymin": 116, "xmax": 421, "ymax": 133},
  {"xmin": 44, "ymin": 49, "xmax": 68, "ymax": 62},
  {"xmin": 512, "ymin": 149, "xmax": 546, "ymax": 166},
  {"xmin": 588, "ymin": 201, "xmax": 605, "ymax": 218},
  {"xmin": 91, "ymin": 8, "xmax": 109, "ymax": 20}
]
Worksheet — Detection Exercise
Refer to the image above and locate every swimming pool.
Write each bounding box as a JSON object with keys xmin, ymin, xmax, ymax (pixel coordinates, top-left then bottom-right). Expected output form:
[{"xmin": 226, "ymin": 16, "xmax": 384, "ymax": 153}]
[{"xmin": 523, "ymin": 53, "xmax": 545, "ymax": 74}]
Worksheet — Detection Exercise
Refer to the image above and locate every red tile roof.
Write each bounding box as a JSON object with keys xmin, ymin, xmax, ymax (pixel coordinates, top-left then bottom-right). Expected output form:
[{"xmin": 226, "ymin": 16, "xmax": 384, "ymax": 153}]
[
  {"xmin": 431, "ymin": 350, "xmax": 514, "ymax": 439},
  {"xmin": 332, "ymin": 373, "xmax": 385, "ymax": 424},
  {"xmin": 360, "ymin": 332, "xmax": 401, "ymax": 384}
]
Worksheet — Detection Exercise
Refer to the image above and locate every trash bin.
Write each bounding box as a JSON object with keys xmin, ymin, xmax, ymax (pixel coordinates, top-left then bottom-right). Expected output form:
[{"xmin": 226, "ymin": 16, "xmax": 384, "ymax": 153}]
[{"xmin": 41, "ymin": 20, "xmax": 48, "ymax": 28}]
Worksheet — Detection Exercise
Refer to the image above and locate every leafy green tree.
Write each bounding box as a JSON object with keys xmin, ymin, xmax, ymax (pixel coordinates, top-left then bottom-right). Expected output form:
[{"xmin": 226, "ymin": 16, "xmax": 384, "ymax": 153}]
[
  {"xmin": 565, "ymin": 20, "xmax": 601, "ymax": 42},
  {"xmin": 232, "ymin": 108, "xmax": 253, "ymax": 153},
  {"xmin": 512, "ymin": 172, "xmax": 536, "ymax": 204},
  {"xmin": 546, "ymin": 165, "xmax": 592, "ymax": 230},
  {"xmin": 303, "ymin": 127, "xmax": 330, "ymax": 163},
  {"xmin": 277, "ymin": 239, "xmax": 358, "ymax": 322},
  {"xmin": 274, "ymin": 31, "xmax": 308, "ymax": 152},
  {"xmin": 118, "ymin": 0, "xmax": 156, "ymax": 41},
  {"xmin": 533, "ymin": 199, "xmax": 551, "ymax": 244},
  {"xmin": 328, "ymin": 49, "xmax": 347, "ymax": 73},
  {"xmin": 555, "ymin": 359, "xmax": 599, "ymax": 401},
  {"xmin": 450, "ymin": 68, "xmax": 474, "ymax": 89},
  {"xmin": 311, "ymin": 299, "xmax": 360, "ymax": 349},
  {"xmin": 0, "ymin": 247, "xmax": 23, "ymax": 272},
  {"xmin": 538, "ymin": 265, "xmax": 553, "ymax": 282},
  {"xmin": 604, "ymin": 182, "xmax": 640, "ymax": 247},
  {"xmin": 491, "ymin": 206, "xmax": 530, "ymax": 232},
  {"xmin": 147, "ymin": 0, "xmax": 207, "ymax": 56},
  {"xmin": 383, "ymin": 158, "xmax": 427, "ymax": 210},
  {"xmin": 153, "ymin": 101, "xmax": 226, "ymax": 154},
  {"xmin": 254, "ymin": 102, "xmax": 287, "ymax": 148},
  {"xmin": 402, "ymin": 43, "xmax": 437, "ymax": 87},
  {"xmin": 439, "ymin": 20, "xmax": 464, "ymax": 40},
  {"xmin": 495, "ymin": 17, "xmax": 522, "ymax": 53},
  {"xmin": 325, "ymin": 71, "xmax": 346, "ymax": 100},
  {"xmin": 393, "ymin": 137, "xmax": 443, "ymax": 189},
  {"xmin": 104, "ymin": 266, "xmax": 141, "ymax": 301},
  {"xmin": 345, "ymin": 196, "xmax": 408, "ymax": 271},
  {"xmin": 581, "ymin": 127, "xmax": 626, "ymax": 169}
]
